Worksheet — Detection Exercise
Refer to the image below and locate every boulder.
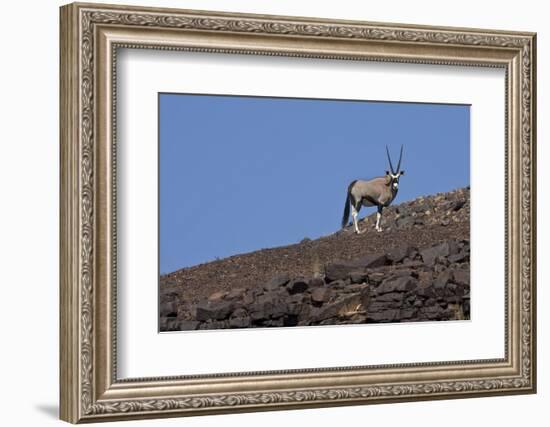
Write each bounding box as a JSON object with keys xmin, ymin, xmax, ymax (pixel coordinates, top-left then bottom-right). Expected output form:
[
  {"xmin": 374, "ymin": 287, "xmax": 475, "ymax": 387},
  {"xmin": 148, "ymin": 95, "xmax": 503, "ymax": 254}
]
[
  {"xmin": 326, "ymin": 279, "xmax": 347, "ymax": 290},
  {"xmin": 249, "ymin": 293, "xmax": 288, "ymax": 320},
  {"xmin": 449, "ymin": 252, "xmax": 469, "ymax": 264},
  {"xmin": 434, "ymin": 270, "xmax": 452, "ymax": 290},
  {"xmin": 311, "ymin": 287, "xmax": 332, "ymax": 305},
  {"xmin": 195, "ymin": 300, "xmax": 233, "ymax": 321},
  {"xmin": 308, "ymin": 277, "xmax": 325, "ymax": 288},
  {"xmin": 312, "ymin": 294, "xmax": 363, "ymax": 322},
  {"xmin": 178, "ymin": 320, "xmax": 200, "ymax": 331},
  {"xmin": 367, "ymin": 272, "xmax": 386, "ymax": 285},
  {"xmin": 356, "ymin": 253, "xmax": 388, "ymax": 269},
  {"xmin": 324, "ymin": 254, "xmax": 387, "ymax": 282},
  {"xmin": 420, "ymin": 241, "xmax": 459, "ymax": 266},
  {"xmin": 367, "ymin": 309, "xmax": 400, "ymax": 322},
  {"xmin": 324, "ymin": 263, "xmax": 354, "ymax": 282},
  {"xmin": 264, "ymin": 273, "xmax": 290, "ymax": 291},
  {"xmin": 452, "ymin": 270, "xmax": 470, "ymax": 286},
  {"xmin": 387, "ymin": 245, "xmax": 413, "ymax": 264},
  {"xmin": 287, "ymin": 278, "xmax": 309, "ymax": 295},
  {"xmin": 229, "ymin": 308, "xmax": 251, "ymax": 328},
  {"xmin": 349, "ymin": 271, "xmax": 368, "ymax": 284},
  {"xmin": 283, "ymin": 314, "xmax": 299, "ymax": 327},
  {"xmin": 374, "ymin": 292, "xmax": 405, "ymax": 303},
  {"xmin": 376, "ymin": 276, "xmax": 416, "ymax": 294}
]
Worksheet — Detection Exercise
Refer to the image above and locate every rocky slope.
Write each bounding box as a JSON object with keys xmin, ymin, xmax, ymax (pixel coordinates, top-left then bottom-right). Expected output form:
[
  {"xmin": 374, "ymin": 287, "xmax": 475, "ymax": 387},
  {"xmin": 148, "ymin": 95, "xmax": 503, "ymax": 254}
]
[{"xmin": 160, "ymin": 187, "xmax": 470, "ymax": 331}]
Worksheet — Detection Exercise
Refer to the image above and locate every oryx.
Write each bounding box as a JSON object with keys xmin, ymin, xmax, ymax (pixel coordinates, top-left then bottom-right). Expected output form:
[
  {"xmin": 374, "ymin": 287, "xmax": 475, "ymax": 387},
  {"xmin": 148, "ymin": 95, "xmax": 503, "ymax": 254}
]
[{"xmin": 341, "ymin": 145, "xmax": 405, "ymax": 234}]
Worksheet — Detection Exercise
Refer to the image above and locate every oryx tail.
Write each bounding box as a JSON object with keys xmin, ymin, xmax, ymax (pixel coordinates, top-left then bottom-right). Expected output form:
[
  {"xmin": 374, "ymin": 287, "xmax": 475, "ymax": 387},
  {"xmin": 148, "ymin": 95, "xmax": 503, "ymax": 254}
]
[{"xmin": 341, "ymin": 180, "xmax": 357, "ymax": 229}]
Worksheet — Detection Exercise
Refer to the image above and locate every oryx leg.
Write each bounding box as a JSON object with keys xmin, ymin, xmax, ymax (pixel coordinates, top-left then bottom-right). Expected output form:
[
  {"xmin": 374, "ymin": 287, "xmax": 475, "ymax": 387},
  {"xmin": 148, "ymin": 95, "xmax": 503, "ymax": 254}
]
[
  {"xmin": 351, "ymin": 204, "xmax": 361, "ymax": 234},
  {"xmin": 375, "ymin": 206, "xmax": 383, "ymax": 232}
]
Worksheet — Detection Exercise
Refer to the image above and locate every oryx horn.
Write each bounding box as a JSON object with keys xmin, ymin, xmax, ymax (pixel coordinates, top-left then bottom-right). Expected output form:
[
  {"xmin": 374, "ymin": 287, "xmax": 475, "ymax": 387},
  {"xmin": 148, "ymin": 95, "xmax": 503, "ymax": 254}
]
[
  {"xmin": 386, "ymin": 145, "xmax": 395, "ymax": 174},
  {"xmin": 396, "ymin": 145, "xmax": 404, "ymax": 173}
]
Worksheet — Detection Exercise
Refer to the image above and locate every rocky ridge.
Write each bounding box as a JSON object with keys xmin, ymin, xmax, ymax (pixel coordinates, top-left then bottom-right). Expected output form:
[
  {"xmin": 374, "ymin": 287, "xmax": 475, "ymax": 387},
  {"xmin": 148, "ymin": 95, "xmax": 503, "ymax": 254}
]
[{"xmin": 160, "ymin": 187, "xmax": 470, "ymax": 331}]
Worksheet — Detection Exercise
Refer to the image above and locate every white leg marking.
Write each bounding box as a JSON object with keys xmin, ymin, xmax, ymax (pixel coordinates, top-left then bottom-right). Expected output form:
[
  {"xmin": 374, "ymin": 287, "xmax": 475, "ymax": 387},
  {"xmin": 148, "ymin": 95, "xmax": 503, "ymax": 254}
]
[
  {"xmin": 351, "ymin": 206, "xmax": 361, "ymax": 234},
  {"xmin": 376, "ymin": 212, "xmax": 382, "ymax": 232}
]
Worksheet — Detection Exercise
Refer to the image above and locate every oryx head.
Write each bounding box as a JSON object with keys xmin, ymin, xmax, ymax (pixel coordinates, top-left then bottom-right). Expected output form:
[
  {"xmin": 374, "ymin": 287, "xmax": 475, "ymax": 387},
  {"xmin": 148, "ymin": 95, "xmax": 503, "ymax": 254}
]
[{"xmin": 385, "ymin": 145, "xmax": 405, "ymax": 191}]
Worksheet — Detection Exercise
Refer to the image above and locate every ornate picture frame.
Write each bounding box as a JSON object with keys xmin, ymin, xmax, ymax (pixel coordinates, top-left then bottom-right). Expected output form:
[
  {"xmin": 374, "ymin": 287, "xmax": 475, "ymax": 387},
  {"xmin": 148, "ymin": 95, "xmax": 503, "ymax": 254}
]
[{"xmin": 60, "ymin": 2, "xmax": 536, "ymax": 423}]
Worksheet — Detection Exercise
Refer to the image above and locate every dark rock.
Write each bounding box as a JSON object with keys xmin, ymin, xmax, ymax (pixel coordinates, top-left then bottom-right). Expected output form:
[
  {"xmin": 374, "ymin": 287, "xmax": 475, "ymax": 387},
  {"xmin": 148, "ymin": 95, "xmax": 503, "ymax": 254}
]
[
  {"xmin": 287, "ymin": 278, "xmax": 309, "ymax": 295},
  {"xmin": 435, "ymin": 256, "xmax": 450, "ymax": 266},
  {"xmin": 327, "ymin": 279, "xmax": 347, "ymax": 289},
  {"xmin": 356, "ymin": 253, "xmax": 388, "ymax": 269},
  {"xmin": 367, "ymin": 272, "xmax": 386, "ymax": 285},
  {"xmin": 389, "ymin": 269, "xmax": 418, "ymax": 279},
  {"xmin": 229, "ymin": 316, "xmax": 251, "ymax": 328},
  {"xmin": 312, "ymin": 295, "xmax": 363, "ymax": 322},
  {"xmin": 446, "ymin": 283, "xmax": 458, "ymax": 294},
  {"xmin": 195, "ymin": 300, "xmax": 233, "ymax": 321},
  {"xmin": 349, "ymin": 271, "xmax": 368, "ymax": 284},
  {"xmin": 243, "ymin": 291, "xmax": 255, "ymax": 305},
  {"xmin": 308, "ymin": 277, "xmax": 325, "ymax": 288},
  {"xmin": 250, "ymin": 293, "xmax": 288, "ymax": 320},
  {"xmin": 452, "ymin": 200, "xmax": 466, "ymax": 211},
  {"xmin": 283, "ymin": 314, "xmax": 299, "ymax": 327},
  {"xmin": 160, "ymin": 301, "xmax": 178, "ymax": 318},
  {"xmin": 178, "ymin": 320, "xmax": 200, "ymax": 331},
  {"xmin": 424, "ymin": 298, "xmax": 437, "ymax": 307},
  {"xmin": 376, "ymin": 276, "xmax": 416, "ymax": 294},
  {"xmin": 399, "ymin": 308, "xmax": 418, "ymax": 320},
  {"xmin": 421, "ymin": 305, "xmax": 445, "ymax": 320},
  {"xmin": 287, "ymin": 302, "xmax": 303, "ymax": 316},
  {"xmin": 449, "ymin": 252, "xmax": 469, "ymax": 264},
  {"xmin": 416, "ymin": 283, "xmax": 436, "ymax": 299},
  {"xmin": 434, "ymin": 270, "xmax": 452, "ymax": 290},
  {"xmin": 374, "ymin": 292, "xmax": 404, "ymax": 303},
  {"xmin": 345, "ymin": 283, "xmax": 369, "ymax": 293},
  {"xmin": 288, "ymin": 293, "xmax": 307, "ymax": 305},
  {"xmin": 452, "ymin": 270, "xmax": 470, "ymax": 286},
  {"xmin": 264, "ymin": 273, "xmax": 291, "ymax": 291},
  {"xmin": 417, "ymin": 270, "xmax": 433, "ymax": 284},
  {"xmin": 420, "ymin": 241, "xmax": 459, "ymax": 266},
  {"xmin": 297, "ymin": 304, "xmax": 313, "ymax": 323},
  {"xmin": 324, "ymin": 262, "xmax": 353, "ymax": 282},
  {"xmin": 311, "ymin": 287, "xmax": 332, "ymax": 305},
  {"xmin": 401, "ymin": 260, "xmax": 425, "ymax": 268},
  {"xmin": 387, "ymin": 245, "xmax": 413, "ymax": 264},
  {"xmin": 367, "ymin": 309, "xmax": 400, "ymax": 322},
  {"xmin": 200, "ymin": 320, "xmax": 229, "ymax": 330},
  {"xmin": 265, "ymin": 318, "xmax": 285, "ymax": 327},
  {"xmin": 360, "ymin": 286, "xmax": 371, "ymax": 307},
  {"xmin": 229, "ymin": 308, "xmax": 251, "ymax": 328},
  {"xmin": 324, "ymin": 254, "xmax": 387, "ymax": 282}
]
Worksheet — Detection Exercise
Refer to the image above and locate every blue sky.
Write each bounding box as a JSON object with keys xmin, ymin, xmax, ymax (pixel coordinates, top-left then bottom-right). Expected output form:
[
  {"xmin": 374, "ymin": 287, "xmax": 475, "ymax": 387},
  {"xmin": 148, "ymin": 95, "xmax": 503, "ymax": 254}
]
[{"xmin": 159, "ymin": 94, "xmax": 470, "ymax": 274}]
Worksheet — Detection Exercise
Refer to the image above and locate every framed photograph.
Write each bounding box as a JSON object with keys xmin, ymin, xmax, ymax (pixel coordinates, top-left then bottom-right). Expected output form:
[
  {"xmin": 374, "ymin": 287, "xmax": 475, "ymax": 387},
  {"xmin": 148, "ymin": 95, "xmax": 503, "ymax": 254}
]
[{"xmin": 60, "ymin": 2, "xmax": 537, "ymax": 423}]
